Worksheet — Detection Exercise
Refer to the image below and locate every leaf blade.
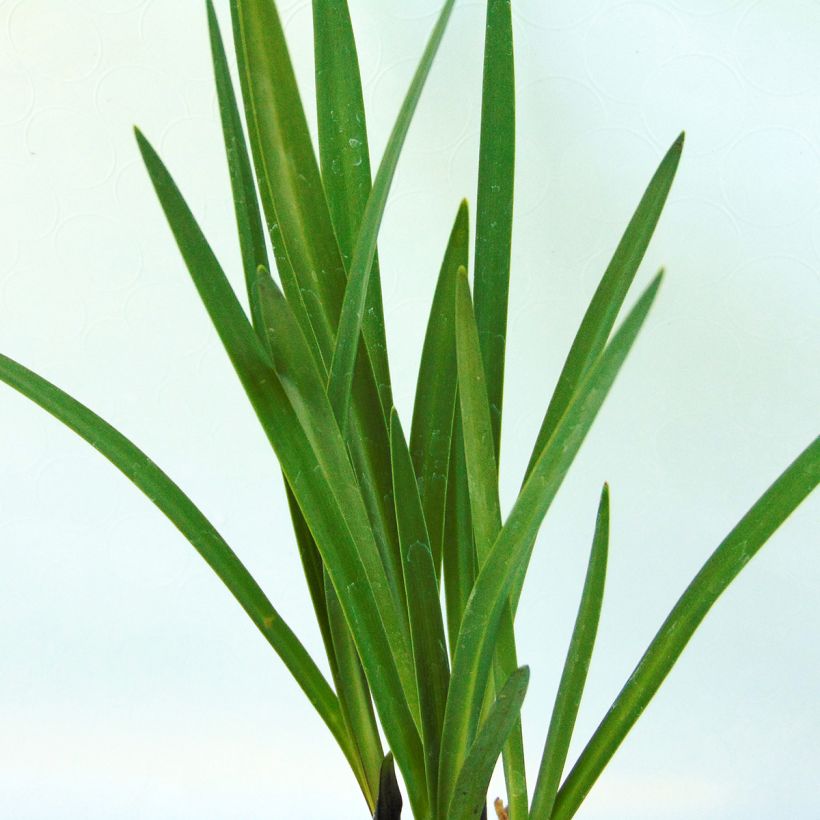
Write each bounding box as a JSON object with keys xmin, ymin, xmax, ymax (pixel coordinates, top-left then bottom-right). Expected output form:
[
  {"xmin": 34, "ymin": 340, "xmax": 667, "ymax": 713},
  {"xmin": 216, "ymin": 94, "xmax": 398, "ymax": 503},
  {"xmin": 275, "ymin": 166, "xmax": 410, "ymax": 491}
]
[
  {"xmin": 448, "ymin": 666, "xmax": 531, "ymax": 820},
  {"xmin": 313, "ymin": 0, "xmax": 392, "ymax": 412},
  {"xmin": 439, "ymin": 274, "xmax": 664, "ymax": 809},
  {"xmin": 0, "ymin": 352, "xmax": 348, "ymax": 759},
  {"xmin": 323, "ymin": 567, "xmax": 383, "ymax": 809},
  {"xmin": 206, "ymin": 0, "xmax": 269, "ymax": 334},
  {"xmin": 525, "ymin": 134, "xmax": 684, "ymax": 480},
  {"xmin": 232, "ymin": 0, "xmax": 405, "ymax": 631},
  {"xmin": 135, "ymin": 130, "xmax": 426, "ymax": 811},
  {"xmin": 410, "ymin": 200, "xmax": 470, "ymax": 577},
  {"xmin": 530, "ymin": 484, "xmax": 609, "ymax": 820},
  {"xmin": 552, "ymin": 437, "xmax": 820, "ymax": 819},
  {"xmin": 453, "ymin": 268, "xmax": 528, "ymax": 817},
  {"xmin": 327, "ymin": 0, "xmax": 457, "ymax": 431},
  {"xmin": 474, "ymin": 0, "xmax": 515, "ymax": 460},
  {"xmin": 390, "ymin": 409, "xmax": 451, "ymax": 810}
]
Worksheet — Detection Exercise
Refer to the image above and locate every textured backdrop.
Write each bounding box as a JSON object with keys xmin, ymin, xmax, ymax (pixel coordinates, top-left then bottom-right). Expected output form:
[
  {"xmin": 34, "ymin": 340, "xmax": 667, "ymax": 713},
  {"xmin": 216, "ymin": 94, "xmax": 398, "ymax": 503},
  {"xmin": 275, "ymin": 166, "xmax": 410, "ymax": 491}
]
[{"xmin": 0, "ymin": 1, "xmax": 818, "ymax": 817}]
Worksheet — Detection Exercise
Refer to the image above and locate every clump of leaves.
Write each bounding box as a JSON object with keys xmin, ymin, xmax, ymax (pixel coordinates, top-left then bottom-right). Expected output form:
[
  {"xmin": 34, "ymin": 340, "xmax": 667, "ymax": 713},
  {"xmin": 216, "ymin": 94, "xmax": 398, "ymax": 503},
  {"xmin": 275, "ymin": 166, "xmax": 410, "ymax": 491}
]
[{"xmin": 2, "ymin": 1, "xmax": 817, "ymax": 818}]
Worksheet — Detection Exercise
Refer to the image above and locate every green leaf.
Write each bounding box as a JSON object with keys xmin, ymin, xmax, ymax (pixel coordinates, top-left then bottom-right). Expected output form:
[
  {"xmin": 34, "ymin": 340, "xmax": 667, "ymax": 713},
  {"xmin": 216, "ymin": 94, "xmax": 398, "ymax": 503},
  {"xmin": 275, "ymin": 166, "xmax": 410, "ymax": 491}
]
[
  {"xmin": 443, "ymin": 410, "xmax": 477, "ymax": 654},
  {"xmin": 206, "ymin": 0, "xmax": 268, "ymax": 335},
  {"xmin": 525, "ymin": 134, "xmax": 683, "ymax": 480},
  {"xmin": 552, "ymin": 437, "xmax": 820, "ymax": 819},
  {"xmin": 0, "ymin": 352, "xmax": 349, "ymax": 762},
  {"xmin": 313, "ymin": 0, "xmax": 392, "ymax": 414},
  {"xmin": 454, "ymin": 268, "xmax": 502, "ymax": 562},
  {"xmin": 254, "ymin": 275, "xmax": 428, "ymax": 815},
  {"xmin": 135, "ymin": 130, "xmax": 426, "ymax": 812},
  {"xmin": 232, "ymin": 0, "xmax": 403, "ymax": 629},
  {"xmin": 448, "ymin": 666, "xmax": 531, "ymax": 820},
  {"xmin": 374, "ymin": 753, "xmax": 404, "ymax": 820},
  {"xmin": 323, "ymin": 567, "xmax": 383, "ymax": 810},
  {"xmin": 439, "ymin": 273, "xmax": 663, "ymax": 813},
  {"xmin": 231, "ymin": 0, "xmax": 345, "ymax": 354},
  {"xmin": 327, "ymin": 0, "xmax": 457, "ymax": 432},
  {"xmin": 410, "ymin": 200, "xmax": 470, "ymax": 577},
  {"xmin": 390, "ymin": 409, "xmax": 451, "ymax": 810},
  {"xmin": 530, "ymin": 484, "xmax": 609, "ymax": 820},
  {"xmin": 285, "ymin": 483, "xmax": 336, "ymax": 684},
  {"xmin": 453, "ymin": 268, "xmax": 527, "ymax": 817},
  {"xmin": 254, "ymin": 273, "xmax": 419, "ymax": 708},
  {"xmin": 474, "ymin": 0, "xmax": 515, "ymax": 461}
]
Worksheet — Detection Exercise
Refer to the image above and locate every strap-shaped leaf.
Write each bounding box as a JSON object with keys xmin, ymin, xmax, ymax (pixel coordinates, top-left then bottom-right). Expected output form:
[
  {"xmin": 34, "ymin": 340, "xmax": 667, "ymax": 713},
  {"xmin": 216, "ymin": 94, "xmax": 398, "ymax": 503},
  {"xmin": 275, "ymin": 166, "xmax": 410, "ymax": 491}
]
[
  {"xmin": 455, "ymin": 269, "xmax": 502, "ymax": 561},
  {"xmin": 327, "ymin": 0, "xmax": 457, "ymax": 432},
  {"xmin": 530, "ymin": 484, "xmax": 609, "ymax": 819},
  {"xmin": 255, "ymin": 274, "xmax": 420, "ymax": 720},
  {"xmin": 410, "ymin": 200, "xmax": 469, "ymax": 577},
  {"xmin": 206, "ymin": 0, "xmax": 268, "ymax": 334},
  {"xmin": 255, "ymin": 276, "xmax": 428, "ymax": 815},
  {"xmin": 231, "ymin": 0, "xmax": 345, "ymax": 352},
  {"xmin": 552, "ymin": 437, "xmax": 820, "ymax": 819},
  {"xmin": 474, "ymin": 0, "xmax": 515, "ymax": 460},
  {"xmin": 231, "ymin": 0, "xmax": 404, "ymax": 613},
  {"xmin": 525, "ymin": 134, "xmax": 683, "ymax": 480},
  {"xmin": 0, "ymin": 353, "xmax": 348, "ymax": 760},
  {"xmin": 443, "ymin": 410, "xmax": 476, "ymax": 653},
  {"xmin": 135, "ymin": 131, "xmax": 426, "ymax": 812},
  {"xmin": 439, "ymin": 273, "xmax": 663, "ymax": 811},
  {"xmin": 323, "ymin": 567, "xmax": 383, "ymax": 810},
  {"xmin": 284, "ymin": 484, "xmax": 338, "ymax": 682},
  {"xmin": 374, "ymin": 753, "xmax": 403, "ymax": 820},
  {"xmin": 448, "ymin": 666, "xmax": 530, "ymax": 820},
  {"xmin": 313, "ymin": 0, "xmax": 391, "ymax": 414},
  {"xmin": 390, "ymin": 409, "xmax": 451, "ymax": 810},
  {"xmin": 452, "ymin": 269, "xmax": 528, "ymax": 815}
]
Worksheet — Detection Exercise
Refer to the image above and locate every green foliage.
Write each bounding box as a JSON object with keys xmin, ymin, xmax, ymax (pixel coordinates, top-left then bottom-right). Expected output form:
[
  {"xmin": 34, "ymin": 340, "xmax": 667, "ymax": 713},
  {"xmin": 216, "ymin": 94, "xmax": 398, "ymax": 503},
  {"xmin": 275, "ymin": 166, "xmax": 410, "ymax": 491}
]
[{"xmin": 2, "ymin": 2, "xmax": 817, "ymax": 819}]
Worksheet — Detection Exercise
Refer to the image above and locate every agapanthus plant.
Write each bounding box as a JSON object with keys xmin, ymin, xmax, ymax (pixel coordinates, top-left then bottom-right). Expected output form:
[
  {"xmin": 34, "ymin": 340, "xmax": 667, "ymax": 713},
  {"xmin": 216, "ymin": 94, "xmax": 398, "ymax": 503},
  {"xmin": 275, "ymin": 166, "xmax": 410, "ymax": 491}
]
[{"xmin": 2, "ymin": 1, "xmax": 817, "ymax": 818}]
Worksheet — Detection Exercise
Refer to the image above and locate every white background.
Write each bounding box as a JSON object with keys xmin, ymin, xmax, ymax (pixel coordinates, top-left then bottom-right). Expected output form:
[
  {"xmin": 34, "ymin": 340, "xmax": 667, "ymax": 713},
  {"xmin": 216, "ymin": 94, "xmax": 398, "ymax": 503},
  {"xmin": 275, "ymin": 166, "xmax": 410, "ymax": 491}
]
[{"xmin": 0, "ymin": 0, "xmax": 818, "ymax": 817}]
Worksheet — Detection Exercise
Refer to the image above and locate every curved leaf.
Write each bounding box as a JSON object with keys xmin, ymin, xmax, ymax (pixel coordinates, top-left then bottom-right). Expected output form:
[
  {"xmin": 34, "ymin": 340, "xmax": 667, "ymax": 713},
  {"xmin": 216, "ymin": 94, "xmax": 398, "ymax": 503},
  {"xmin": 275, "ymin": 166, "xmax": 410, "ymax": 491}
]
[
  {"xmin": 410, "ymin": 200, "xmax": 469, "ymax": 578},
  {"xmin": 530, "ymin": 484, "xmax": 609, "ymax": 819},
  {"xmin": 453, "ymin": 268, "xmax": 527, "ymax": 814},
  {"xmin": 474, "ymin": 0, "xmax": 515, "ymax": 460},
  {"xmin": 552, "ymin": 436, "xmax": 820, "ymax": 819},
  {"xmin": 327, "ymin": 0, "xmax": 457, "ymax": 431},
  {"xmin": 0, "ymin": 353, "xmax": 348, "ymax": 760},
  {"xmin": 390, "ymin": 409, "xmax": 451, "ymax": 809},
  {"xmin": 313, "ymin": 0, "xmax": 391, "ymax": 413},
  {"xmin": 448, "ymin": 666, "xmax": 530, "ymax": 820},
  {"xmin": 439, "ymin": 274, "xmax": 663, "ymax": 814},
  {"xmin": 524, "ymin": 135, "xmax": 683, "ymax": 481}
]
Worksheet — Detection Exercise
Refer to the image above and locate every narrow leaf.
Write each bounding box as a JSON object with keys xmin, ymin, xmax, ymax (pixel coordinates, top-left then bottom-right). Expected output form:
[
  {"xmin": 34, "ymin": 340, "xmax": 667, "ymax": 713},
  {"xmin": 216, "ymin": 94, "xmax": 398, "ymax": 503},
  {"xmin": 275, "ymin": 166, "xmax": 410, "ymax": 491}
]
[
  {"xmin": 448, "ymin": 667, "xmax": 531, "ymax": 820},
  {"xmin": 552, "ymin": 437, "xmax": 820, "ymax": 819},
  {"xmin": 313, "ymin": 0, "xmax": 392, "ymax": 413},
  {"xmin": 327, "ymin": 0, "xmax": 457, "ymax": 431},
  {"xmin": 474, "ymin": 0, "xmax": 515, "ymax": 460},
  {"xmin": 136, "ymin": 130, "xmax": 425, "ymax": 810},
  {"xmin": 206, "ymin": 0, "xmax": 269, "ymax": 334},
  {"xmin": 0, "ymin": 353, "xmax": 348, "ymax": 759},
  {"xmin": 530, "ymin": 484, "xmax": 609, "ymax": 819},
  {"xmin": 455, "ymin": 268, "xmax": 501, "ymax": 561},
  {"xmin": 525, "ymin": 135, "xmax": 683, "ymax": 479},
  {"xmin": 410, "ymin": 200, "xmax": 470, "ymax": 577},
  {"xmin": 285, "ymin": 483, "xmax": 337, "ymax": 684},
  {"xmin": 390, "ymin": 409, "xmax": 451, "ymax": 809},
  {"xmin": 443, "ymin": 410, "xmax": 477, "ymax": 653},
  {"xmin": 232, "ymin": 0, "xmax": 403, "ymax": 629},
  {"xmin": 453, "ymin": 268, "xmax": 528, "ymax": 816},
  {"xmin": 439, "ymin": 274, "xmax": 663, "ymax": 809},
  {"xmin": 323, "ymin": 568, "xmax": 383, "ymax": 809},
  {"xmin": 255, "ymin": 273, "xmax": 420, "ymax": 726}
]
